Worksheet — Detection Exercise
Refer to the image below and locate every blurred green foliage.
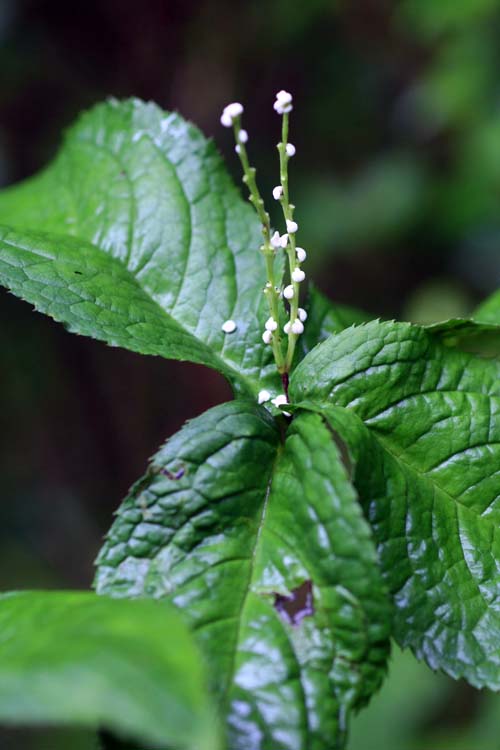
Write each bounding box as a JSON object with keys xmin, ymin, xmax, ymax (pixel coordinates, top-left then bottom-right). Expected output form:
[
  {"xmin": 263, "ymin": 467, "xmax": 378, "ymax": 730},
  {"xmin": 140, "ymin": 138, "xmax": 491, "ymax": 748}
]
[
  {"xmin": 3, "ymin": 0, "xmax": 500, "ymax": 301},
  {"xmin": 0, "ymin": 728, "xmax": 97, "ymax": 750},
  {"xmin": 351, "ymin": 646, "xmax": 500, "ymax": 750}
]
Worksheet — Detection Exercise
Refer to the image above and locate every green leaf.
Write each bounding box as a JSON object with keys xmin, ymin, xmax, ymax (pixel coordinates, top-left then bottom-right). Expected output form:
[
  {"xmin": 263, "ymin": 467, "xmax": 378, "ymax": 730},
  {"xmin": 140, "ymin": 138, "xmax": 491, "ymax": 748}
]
[
  {"xmin": 0, "ymin": 99, "xmax": 280, "ymax": 396},
  {"xmin": 474, "ymin": 289, "xmax": 500, "ymax": 325},
  {"xmin": 425, "ymin": 316, "xmax": 500, "ymax": 355},
  {"xmin": 290, "ymin": 320, "xmax": 500, "ymax": 689},
  {"xmin": 0, "ymin": 591, "xmax": 219, "ymax": 750},
  {"xmin": 299, "ymin": 284, "xmax": 371, "ymax": 358},
  {"xmin": 95, "ymin": 401, "xmax": 391, "ymax": 750}
]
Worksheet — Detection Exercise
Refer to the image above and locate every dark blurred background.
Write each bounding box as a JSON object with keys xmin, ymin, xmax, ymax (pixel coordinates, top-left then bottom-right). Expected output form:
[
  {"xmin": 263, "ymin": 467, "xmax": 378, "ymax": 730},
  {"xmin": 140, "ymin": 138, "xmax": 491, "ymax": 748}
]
[{"xmin": 2, "ymin": 0, "xmax": 500, "ymax": 748}]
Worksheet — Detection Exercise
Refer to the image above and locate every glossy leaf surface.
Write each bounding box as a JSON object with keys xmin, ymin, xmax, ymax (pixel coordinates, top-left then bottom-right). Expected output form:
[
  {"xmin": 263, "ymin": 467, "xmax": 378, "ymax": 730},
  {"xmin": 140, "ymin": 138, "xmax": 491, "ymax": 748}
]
[
  {"xmin": 0, "ymin": 99, "xmax": 280, "ymax": 396},
  {"xmin": 299, "ymin": 284, "xmax": 371, "ymax": 358},
  {"xmin": 291, "ymin": 320, "xmax": 500, "ymax": 688},
  {"xmin": 96, "ymin": 401, "xmax": 391, "ymax": 750},
  {"xmin": 0, "ymin": 591, "xmax": 219, "ymax": 750}
]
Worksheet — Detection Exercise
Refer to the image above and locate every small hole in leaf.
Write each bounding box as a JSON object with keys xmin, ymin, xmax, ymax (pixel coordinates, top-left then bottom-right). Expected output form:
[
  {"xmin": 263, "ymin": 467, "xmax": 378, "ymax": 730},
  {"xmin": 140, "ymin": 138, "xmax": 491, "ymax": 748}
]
[
  {"xmin": 274, "ymin": 580, "xmax": 314, "ymax": 626},
  {"xmin": 161, "ymin": 465, "xmax": 185, "ymax": 480}
]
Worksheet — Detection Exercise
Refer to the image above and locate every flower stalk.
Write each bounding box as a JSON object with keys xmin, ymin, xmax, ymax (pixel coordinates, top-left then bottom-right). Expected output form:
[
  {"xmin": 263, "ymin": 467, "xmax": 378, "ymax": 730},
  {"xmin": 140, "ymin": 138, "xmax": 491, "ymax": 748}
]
[
  {"xmin": 221, "ymin": 103, "xmax": 285, "ymax": 372},
  {"xmin": 220, "ymin": 93, "xmax": 308, "ymax": 401},
  {"xmin": 275, "ymin": 108, "xmax": 305, "ymax": 371}
]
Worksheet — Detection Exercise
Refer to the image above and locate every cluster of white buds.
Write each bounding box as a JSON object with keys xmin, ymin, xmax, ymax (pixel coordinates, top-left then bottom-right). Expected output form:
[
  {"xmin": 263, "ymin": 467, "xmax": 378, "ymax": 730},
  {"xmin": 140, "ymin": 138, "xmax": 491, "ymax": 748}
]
[
  {"xmin": 270, "ymin": 231, "xmax": 288, "ymax": 249},
  {"xmin": 274, "ymin": 90, "xmax": 293, "ymax": 115},
  {"xmin": 262, "ymin": 316, "xmax": 278, "ymax": 345},
  {"xmin": 220, "ymin": 88, "xmax": 309, "ymax": 411},
  {"xmin": 283, "ymin": 307, "xmax": 307, "ymax": 334},
  {"xmin": 220, "ymin": 102, "xmax": 244, "ymax": 127},
  {"xmin": 283, "ymin": 320, "xmax": 304, "ymax": 335}
]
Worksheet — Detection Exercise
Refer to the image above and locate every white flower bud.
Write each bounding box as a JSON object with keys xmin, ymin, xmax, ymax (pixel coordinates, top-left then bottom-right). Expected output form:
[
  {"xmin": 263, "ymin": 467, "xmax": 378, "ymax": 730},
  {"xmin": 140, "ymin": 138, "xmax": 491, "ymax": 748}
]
[
  {"xmin": 221, "ymin": 102, "xmax": 243, "ymax": 127},
  {"xmin": 291, "ymin": 319, "xmax": 304, "ymax": 334},
  {"xmin": 273, "ymin": 90, "xmax": 293, "ymax": 115},
  {"xmin": 284, "ymin": 321, "xmax": 291, "ymax": 334},
  {"xmin": 221, "ymin": 319, "xmax": 237, "ymax": 333},
  {"xmin": 258, "ymin": 389, "xmax": 271, "ymax": 404},
  {"xmin": 286, "ymin": 219, "xmax": 298, "ymax": 234},
  {"xmin": 283, "ymin": 285, "xmax": 294, "ymax": 299},
  {"xmin": 271, "ymin": 394, "xmax": 288, "ymax": 407},
  {"xmin": 225, "ymin": 102, "xmax": 243, "ymax": 118},
  {"xmin": 279, "ymin": 233, "xmax": 289, "ymax": 248},
  {"xmin": 271, "ymin": 393, "xmax": 291, "ymax": 416},
  {"xmin": 262, "ymin": 330, "xmax": 273, "ymax": 344},
  {"xmin": 296, "ymin": 247, "xmax": 307, "ymax": 262},
  {"xmin": 286, "ymin": 143, "xmax": 296, "ymax": 157},
  {"xmin": 265, "ymin": 317, "xmax": 278, "ymax": 331},
  {"xmin": 298, "ymin": 307, "xmax": 308, "ymax": 322},
  {"xmin": 235, "ymin": 144, "xmax": 241, "ymax": 154},
  {"xmin": 292, "ymin": 267, "xmax": 305, "ymax": 282},
  {"xmin": 272, "ymin": 185, "xmax": 283, "ymax": 200},
  {"xmin": 276, "ymin": 90, "xmax": 292, "ymax": 105},
  {"xmin": 271, "ymin": 231, "xmax": 282, "ymax": 249},
  {"xmin": 238, "ymin": 129, "xmax": 248, "ymax": 143}
]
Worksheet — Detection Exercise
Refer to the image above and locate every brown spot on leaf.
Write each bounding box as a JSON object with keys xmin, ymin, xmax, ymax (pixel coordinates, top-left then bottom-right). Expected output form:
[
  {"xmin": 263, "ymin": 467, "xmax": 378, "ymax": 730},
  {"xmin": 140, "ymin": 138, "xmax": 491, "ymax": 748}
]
[{"xmin": 274, "ymin": 580, "xmax": 314, "ymax": 626}]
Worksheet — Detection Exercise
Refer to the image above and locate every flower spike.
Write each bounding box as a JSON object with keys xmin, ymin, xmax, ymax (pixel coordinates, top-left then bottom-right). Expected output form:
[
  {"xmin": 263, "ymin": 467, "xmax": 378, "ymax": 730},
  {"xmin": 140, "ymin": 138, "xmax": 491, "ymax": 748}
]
[{"xmin": 220, "ymin": 88, "xmax": 308, "ymax": 393}]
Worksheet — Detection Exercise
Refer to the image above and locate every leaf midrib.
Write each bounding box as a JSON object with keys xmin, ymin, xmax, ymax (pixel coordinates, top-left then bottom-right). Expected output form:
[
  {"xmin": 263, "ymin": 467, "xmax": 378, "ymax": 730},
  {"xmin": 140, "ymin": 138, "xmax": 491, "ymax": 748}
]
[
  {"xmin": 220, "ymin": 438, "xmax": 311, "ymax": 746},
  {"xmin": 369, "ymin": 426, "xmax": 497, "ymax": 529},
  {"xmin": 68, "ymin": 134, "xmax": 255, "ymax": 394},
  {"xmin": 367, "ymin": 426, "xmax": 496, "ymax": 621},
  {"xmin": 220, "ymin": 442, "xmax": 280, "ymax": 710}
]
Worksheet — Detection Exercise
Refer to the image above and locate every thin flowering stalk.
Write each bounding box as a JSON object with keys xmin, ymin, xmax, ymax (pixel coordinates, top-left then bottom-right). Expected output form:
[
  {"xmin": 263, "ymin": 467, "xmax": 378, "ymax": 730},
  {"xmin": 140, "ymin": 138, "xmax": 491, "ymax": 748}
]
[
  {"xmin": 220, "ymin": 103, "xmax": 285, "ymax": 372},
  {"xmin": 219, "ymin": 94, "xmax": 308, "ymax": 404},
  {"xmin": 276, "ymin": 104, "xmax": 304, "ymax": 371}
]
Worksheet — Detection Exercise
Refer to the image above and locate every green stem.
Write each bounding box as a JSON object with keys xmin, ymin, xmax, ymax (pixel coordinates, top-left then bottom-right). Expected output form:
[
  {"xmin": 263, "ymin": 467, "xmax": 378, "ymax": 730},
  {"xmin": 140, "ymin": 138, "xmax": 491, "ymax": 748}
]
[
  {"xmin": 277, "ymin": 113, "xmax": 302, "ymax": 373},
  {"xmin": 232, "ymin": 119, "xmax": 285, "ymax": 372}
]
